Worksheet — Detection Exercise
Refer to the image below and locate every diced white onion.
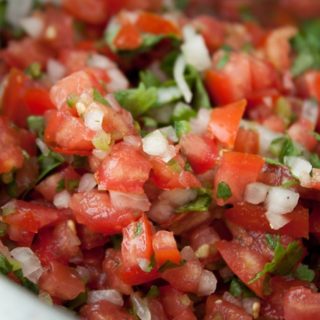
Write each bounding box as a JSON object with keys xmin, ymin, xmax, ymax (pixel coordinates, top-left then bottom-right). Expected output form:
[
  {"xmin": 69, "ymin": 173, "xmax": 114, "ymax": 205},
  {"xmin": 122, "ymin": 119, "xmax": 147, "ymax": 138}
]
[
  {"xmin": 198, "ymin": 270, "xmax": 217, "ymax": 296},
  {"xmin": 180, "ymin": 246, "xmax": 196, "ymax": 261},
  {"xmin": 84, "ymin": 107, "xmax": 104, "ymax": 131},
  {"xmin": 284, "ymin": 156, "xmax": 312, "ymax": 185},
  {"xmin": 20, "ymin": 16, "xmax": 44, "ymax": 38},
  {"xmin": 76, "ymin": 102, "xmax": 87, "ymax": 116},
  {"xmin": 78, "ymin": 173, "xmax": 97, "ymax": 193},
  {"xmin": 92, "ymin": 149, "xmax": 108, "ymax": 160},
  {"xmin": 106, "ymin": 68, "xmax": 129, "ymax": 92},
  {"xmin": 142, "ymin": 130, "xmax": 175, "ymax": 162},
  {"xmin": 47, "ymin": 59, "xmax": 66, "ymax": 83},
  {"xmin": 88, "ymin": 289, "xmax": 123, "ymax": 306},
  {"xmin": 174, "ymin": 55, "xmax": 192, "ymax": 103},
  {"xmin": 10, "ymin": 247, "xmax": 43, "ymax": 283},
  {"xmin": 110, "ymin": 191, "xmax": 151, "ymax": 212},
  {"xmin": 265, "ymin": 211, "xmax": 290, "ymax": 230},
  {"xmin": 244, "ymin": 182, "xmax": 270, "ymax": 205},
  {"xmin": 6, "ymin": 0, "xmax": 33, "ymax": 26},
  {"xmin": 182, "ymin": 27, "xmax": 211, "ymax": 72},
  {"xmin": 157, "ymin": 86, "xmax": 182, "ymax": 105},
  {"xmin": 36, "ymin": 138, "xmax": 50, "ymax": 156},
  {"xmin": 182, "ymin": 24, "xmax": 197, "ymax": 41},
  {"xmin": 53, "ymin": 190, "xmax": 71, "ymax": 209},
  {"xmin": 87, "ymin": 54, "xmax": 115, "ymax": 70},
  {"xmin": 137, "ymin": 258, "xmax": 151, "ymax": 272},
  {"xmin": 123, "ymin": 135, "xmax": 142, "ymax": 148},
  {"xmin": 131, "ymin": 294, "xmax": 151, "ymax": 320},
  {"xmin": 190, "ymin": 109, "xmax": 211, "ymax": 135},
  {"xmin": 242, "ymin": 298, "xmax": 261, "ymax": 319},
  {"xmin": 159, "ymin": 126, "xmax": 178, "ymax": 143},
  {"xmin": 302, "ymin": 99, "xmax": 319, "ymax": 128},
  {"xmin": 159, "ymin": 188, "xmax": 198, "ymax": 206},
  {"xmin": 148, "ymin": 201, "xmax": 174, "ymax": 223}
]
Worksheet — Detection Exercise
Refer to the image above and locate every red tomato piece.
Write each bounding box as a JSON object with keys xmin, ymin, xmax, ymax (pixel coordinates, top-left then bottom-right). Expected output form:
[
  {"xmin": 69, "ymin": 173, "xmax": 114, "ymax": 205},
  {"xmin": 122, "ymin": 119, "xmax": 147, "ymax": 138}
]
[
  {"xmin": 58, "ymin": 49, "xmax": 89, "ymax": 74},
  {"xmin": 39, "ymin": 261, "xmax": 85, "ymax": 300},
  {"xmin": 234, "ymin": 127, "xmax": 260, "ymax": 154},
  {"xmin": 205, "ymin": 295, "xmax": 252, "ymax": 320},
  {"xmin": 120, "ymin": 264, "xmax": 159, "ymax": 286},
  {"xmin": 288, "ymin": 120, "xmax": 317, "ymax": 151},
  {"xmin": 208, "ymin": 99, "xmax": 246, "ymax": 148},
  {"xmin": 225, "ymin": 203, "xmax": 309, "ymax": 238},
  {"xmin": 180, "ymin": 134, "xmax": 218, "ymax": 174},
  {"xmin": 80, "ymin": 301, "xmax": 134, "ymax": 320},
  {"xmin": 113, "ymin": 23, "xmax": 142, "ymax": 50},
  {"xmin": 70, "ymin": 190, "xmax": 141, "ymax": 234},
  {"xmin": 95, "ymin": 143, "xmax": 151, "ymax": 194},
  {"xmin": 216, "ymin": 240, "xmax": 268, "ymax": 297},
  {"xmin": 214, "ymin": 151, "xmax": 265, "ymax": 205},
  {"xmin": 77, "ymin": 225, "xmax": 109, "ymax": 250},
  {"xmin": 152, "ymin": 230, "xmax": 181, "ymax": 267},
  {"xmin": 147, "ymin": 298, "xmax": 169, "ymax": 320},
  {"xmin": 23, "ymin": 87, "xmax": 55, "ymax": 115},
  {"xmin": 283, "ymin": 286, "xmax": 320, "ymax": 320}
]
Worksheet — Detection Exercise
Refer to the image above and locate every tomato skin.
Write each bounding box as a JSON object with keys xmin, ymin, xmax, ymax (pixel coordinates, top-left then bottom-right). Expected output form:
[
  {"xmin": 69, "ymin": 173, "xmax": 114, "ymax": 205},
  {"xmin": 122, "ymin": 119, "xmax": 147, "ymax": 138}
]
[
  {"xmin": 180, "ymin": 134, "xmax": 218, "ymax": 174},
  {"xmin": 214, "ymin": 151, "xmax": 265, "ymax": 205},
  {"xmin": 205, "ymin": 295, "xmax": 252, "ymax": 320},
  {"xmin": 225, "ymin": 203, "xmax": 309, "ymax": 238},
  {"xmin": 24, "ymin": 87, "xmax": 55, "ymax": 115},
  {"xmin": 95, "ymin": 143, "xmax": 151, "ymax": 194},
  {"xmin": 39, "ymin": 261, "xmax": 85, "ymax": 300},
  {"xmin": 283, "ymin": 286, "xmax": 320, "ymax": 320},
  {"xmin": 80, "ymin": 300, "xmax": 134, "ymax": 320},
  {"xmin": 234, "ymin": 127, "xmax": 259, "ymax": 154},
  {"xmin": 152, "ymin": 230, "xmax": 181, "ymax": 267},
  {"xmin": 208, "ymin": 99, "xmax": 246, "ymax": 148},
  {"xmin": 216, "ymin": 240, "xmax": 268, "ymax": 297},
  {"xmin": 113, "ymin": 23, "xmax": 142, "ymax": 50},
  {"xmin": 120, "ymin": 264, "xmax": 159, "ymax": 286}
]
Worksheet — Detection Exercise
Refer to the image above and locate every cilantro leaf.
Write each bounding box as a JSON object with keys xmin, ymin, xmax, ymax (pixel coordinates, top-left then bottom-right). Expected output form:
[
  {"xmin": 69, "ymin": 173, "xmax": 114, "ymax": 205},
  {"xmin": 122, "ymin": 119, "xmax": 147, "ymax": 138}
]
[
  {"xmin": 139, "ymin": 70, "xmax": 161, "ymax": 88},
  {"xmin": 174, "ymin": 120, "xmax": 191, "ymax": 139},
  {"xmin": 172, "ymin": 102, "xmax": 196, "ymax": 121},
  {"xmin": 174, "ymin": 0, "xmax": 189, "ymax": 10},
  {"xmin": 158, "ymin": 259, "xmax": 186, "ymax": 273},
  {"xmin": 176, "ymin": 189, "xmax": 211, "ymax": 213},
  {"xmin": 146, "ymin": 285, "xmax": 160, "ymax": 298},
  {"xmin": 216, "ymin": 51, "xmax": 230, "ymax": 70},
  {"xmin": 229, "ymin": 278, "xmax": 255, "ymax": 298},
  {"xmin": 114, "ymin": 84, "xmax": 158, "ymax": 117},
  {"xmin": 249, "ymin": 238, "xmax": 303, "ymax": 284},
  {"xmin": 217, "ymin": 182, "xmax": 232, "ymax": 201},
  {"xmin": 269, "ymin": 137, "xmax": 301, "ymax": 163},
  {"xmin": 93, "ymin": 88, "xmax": 109, "ymax": 106},
  {"xmin": 25, "ymin": 62, "xmax": 42, "ymax": 80},
  {"xmin": 65, "ymin": 291, "xmax": 88, "ymax": 310},
  {"xmin": 294, "ymin": 264, "xmax": 315, "ymax": 282},
  {"xmin": 310, "ymin": 153, "xmax": 320, "ymax": 168},
  {"xmin": 14, "ymin": 269, "xmax": 39, "ymax": 294},
  {"xmin": 27, "ymin": 116, "xmax": 44, "ymax": 137},
  {"xmin": 37, "ymin": 151, "xmax": 65, "ymax": 183}
]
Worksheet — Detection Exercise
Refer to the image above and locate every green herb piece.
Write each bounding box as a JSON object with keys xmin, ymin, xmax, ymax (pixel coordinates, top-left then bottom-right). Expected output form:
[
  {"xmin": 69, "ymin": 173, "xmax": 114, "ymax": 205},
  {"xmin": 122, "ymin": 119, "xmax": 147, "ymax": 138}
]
[
  {"xmin": 216, "ymin": 182, "xmax": 232, "ymax": 201},
  {"xmin": 142, "ymin": 117, "xmax": 157, "ymax": 128},
  {"xmin": 239, "ymin": 6, "xmax": 256, "ymax": 22},
  {"xmin": 174, "ymin": 0, "xmax": 189, "ymax": 10},
  {"xmin": 146, "ymin": 285, "xmax": 160, "ymax": 298},
  {"xmin": 275, "ymin": 97, "xmax": 292, "ymax": 126},
  {"xmin": 229, "ymin": 278, "xmax": 255, "ymax": 298},
  {"xmin": 174, "ymin": 120, "xmax": 191, "ymax": 139},
  {"xmin": 158, "ymin": 259, "xmax": 186, "ymax": 273},
  {"xmin": 93, "ymin": 88, "xmax": 109, "ymax": 106},
  {"xmin": 25, "ymin": 62, "xmax": 42, "ymax": 80},
  {"xmin": 134, "ymin": 221, "xmax": 143, "ymax": 237},
  {"xmin": 264, "ymin": 157, "xmax": 283, "ymax": 166},
  {"xmin": 37, "ymin": 152, "xmax": 65, "ymax": 183},
  {"xmin": 66, "ymin": 179, "xmax": 79, "ymax": 192},
  {"xmin": 0, "ymin": 255, "xmax": 13, "ymax": 275},
  {"xmin": 172, "ymin": 102, "xmax": 196, "ymax": 121},
  {"xmin": 6, "ymin": 180, "xmax": 18, "ymax": 198},
  {"xmin": 0, "ymin": 1, "xmax": 6, "ymax": 28},
  {"xmin": 249, "ymin": 238, "xmax": 303, "ymax": 284},
  {"xmin": 14, "ymin": 269, "xmax": 39, "ymax": 294},
  {"xmin": 314, "ymin": 132, "xmax": 320, "ymax": 142},
  {"xmin": 0, "ymin": 222, "xmax": 7, "ymax": 237},
  {"xmin": 291, "ymin": 19, "xmax": 320, "ymax": 76},
  {"xmin": 27, "ymin": 116, "xmax": 44, "ymax": 137},
  {"xmin": 294, "ymin": 264, "xmax": 315, "ymax": 282},
  {"xmin": 145, "ymin": 255, "xmax": 156, "ymax": 273},
  {"xmin": 114, "ymin": 84, "xmax": 158, "ymax": 117},
  {"xmin": 139, "ymin": 70, "xmax": 161, "ymax": 88},
  {"xmin": 56, "ymin": 179, "xmax": 65, "ymax": 192},
  {"xmin": 110, "ymin": 234, "xmax": 123, "ymax": 250},
  {"xmin": 66, "ymin": 94, "xmax": 79, "ymax": 108},
  {"xmin": 72, "ymin": 156, "xmax": 88, "ymax": 169},
  {"xmin": 281, "ymin": 179, "xmax": 299, "ymax": 188},
  {"xmin": 216, "ymin": 51, "xmax": 230, "ymax": 70},
  {"xmin": 265, "ymin": 234, "xmax": 279, "ymax": 250},
  {"xmin": 310, "ymin": 153, "xmax": 320, "ymax": 168},
  {"xmin": 269, "ymin": 137, "xmax": 301, "ymax": 163},
  {"xmin": 65, "ymin": 291, "xmax": 88, "ymax": 310},
  {"xmin": 161, "ymin": 51, "xmax": 180, "ymax": 77},
  {"xmin": 176, "ymin": 189, "xmax": 212, "ymax": 213}
]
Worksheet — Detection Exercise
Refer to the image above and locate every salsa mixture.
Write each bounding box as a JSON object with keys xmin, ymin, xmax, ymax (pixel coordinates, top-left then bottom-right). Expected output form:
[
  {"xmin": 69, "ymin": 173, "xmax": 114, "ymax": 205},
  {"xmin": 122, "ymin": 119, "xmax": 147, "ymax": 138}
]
[{"xmin": 1, "ymin": 0, "xmax": 320, "ymax": 319}]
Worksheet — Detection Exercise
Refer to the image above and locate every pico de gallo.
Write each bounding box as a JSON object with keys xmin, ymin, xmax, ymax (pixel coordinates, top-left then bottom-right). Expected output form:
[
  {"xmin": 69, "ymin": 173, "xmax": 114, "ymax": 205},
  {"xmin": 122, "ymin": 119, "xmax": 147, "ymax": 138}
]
[{"xmin": 1, "ymin": 0, "xmax": 320, "ymax": 319}]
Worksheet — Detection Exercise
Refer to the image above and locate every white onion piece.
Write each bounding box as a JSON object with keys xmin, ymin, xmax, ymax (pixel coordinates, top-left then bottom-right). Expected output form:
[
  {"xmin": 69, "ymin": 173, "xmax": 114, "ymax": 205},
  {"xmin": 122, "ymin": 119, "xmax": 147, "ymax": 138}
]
[
  {"xmin": 157, "ymin": 86, "xmax": 182, "ymax": 105},
  {"xmin": 182, "ymin": 31, "xmax": 211, "ymax": 72},
  {"xmin": 244, "ymin": 182, "xmax": 270, "ymax": 205},
  {"xmin": 302, "ymin": 99, "xmax": 318, "ymax": 128},
  {"xmin": 198, "ymin": 270, "xmax": 217, "ymax": 296},
  {"xmin": 110, "ymin": 191, "xmax": 151, "ymax": 212},
  {"xmin": 84, "ymin": 107, "xmax": 104, "ymax": 131},
  {"xmin": 190, "ymin": 109, "xmax": 211, "ymax": 135},
  {"xmin": 142, "ymin": 130, "xmax": 175, "ymax": 163},
  {"xmin": 53, "ymin": 190, "xmax": 71, "ymax": 209},
  {"xmin": 106, "ymin": 68, "xmax": 129, "ymax": 92},
  {"xmin": 159, "ymin": 126, "xmax": 178, "ymax": 143},
  {"xmin": 284, "ymin": 156, "xmax": 312, "ymax": 185},
  {"xmin": 92, "ymin": 149, "xmax": 108, "ymax": 160},
  {"xmin": 78, "ymin": 173, "xmax": 97, "ymax": 193},
  {"xmin": 182, "ymin": 24, "xmax": 197, "ymax": 41},
  {"xmin": 36, "ymin": 138, "xmax": 50, "ymax": 156},
  {"xmin": 131, "ymin": 294, "xmax": 151, "ymax": 320},
  {"xmin": 137, "ymin": 258, "xmax": 151, "ymax": 272},
  {"xmin": 123, "ymin": 135, "xmax": 141, "ymax": 148},
  {"xmin": 87, "ymin": 54, "xmax": 115, "ymax": 70},
  {"xmin": 88, "ymin": 290, "xmax": 123, "ymax": 306},
  {"xmin": 10, "ymin": 247, "xmax": 43, "ymax": 283},
  {"xmin": 180, "ymin": 246, "xmax": 196, "ymax": 261},
  {"xmin": 20, "ymin": 16, "xmax": 44, "ymax": 38},
  {"xmin": 242, "ymin": 298, "xmax": 261, "ymax": 319},
  {"xmin": 174, "ymin": 55, "xmax": 192, "ymax": 103},
  {"xmin": 47, "ymin": 59, "xmax": 66, "ymax": 83},
  {"xmin": 148, "ymin": 201, "xmax": 174, "ymax": 224},
  {"xmin": 6, "ymin": 0, "xmax": 33, "ymax": 26},
  {"xmin": 265, "ymin": 211, "xmax": 290, "ymax": 230}
]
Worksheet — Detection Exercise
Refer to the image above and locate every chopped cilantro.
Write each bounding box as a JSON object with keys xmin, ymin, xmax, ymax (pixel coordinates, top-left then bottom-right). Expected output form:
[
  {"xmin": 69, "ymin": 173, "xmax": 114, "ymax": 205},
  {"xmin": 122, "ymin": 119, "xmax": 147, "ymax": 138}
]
[
  {"xmin": 0, "ymin": 222, "xmax": 7, "ymax": 237},
  {"xmin": 134, "ymin": 221, "xmax": 143, "ymax": 237},
  {"xmin": 264, "ymin": 157, "xmax": 283, "ymax": 166},
  {"xmin": 174, "ymin": 120, "xmax": 191, "ymax": 139},
  {"xmin": 139, "ymin": 70, "xmax": 161, "ymax": 88},
  {"xmin": 269, "ymin": 137, "xmax": 301, "ymax": 163},
  {"xmin": 65, "ymin": 291, "xmax": 88, "ymax": 310},
  {"xmin": 25, "ymin": 62, "xmax": 42, "ymax": 80},
  {"xmin": 146, "ymin": 285, "xmax": 160, "ymax": 298},
  {"xmin": 313, "ymin": 132, "xmax": 320, "ymax": 142},
  {"xmin": 310, "ymin": 153, "xmax": 320, "ymax": 168},
  {"xmin": 66, "ymin": 179, "xmax": 79, "ymax": 192},
  {"xmin": 14, "ymin": 269, "xmax": 39, "ymax": 294},
  {"xmin": 294, "ymin": 264, "xmax": 315, "ymax": 282},
  {"xmin": 176, "ymin": 189, "xmax": 212, "ymax": 213},
  {"xmin": 0, "ymin": 255, "xmax": 12, "ymax": 275},
  {"xmin": 172, "ymin": 102, "xmax": 196, "ymax": 121},
  {"xmin": 93, "ymin": 88, "xmax": 109, "ymax": 106},
  {"xmin": 281, "ymin": 179, "xmax": 299, "ymax": 188},
  {"xmin": 158, "ymin": 259, "xmax": 186, "ymax": 273},
  {"xmin": 37, "ymin": 151, "xmax": 65, "ymax": 183},
  {"xmin": 27, "ymin": 116, "xmax": 44, "ymax": 137},
  {"xmin": 229, "ymin": 277, "xmax": 255, "ymax": 298},
  {"xmin": 66, "ymin": 94, "xmax": 79, "ymax": 108},
  {"xmin": 216, "ymin": 51, "xmax": 230, "ymax": 70},
  {"xmin": 56, "ymin": 179, "xmax": 65, "ymax": 192},
  {"xmin": 217, "ymin": 182, "xmax": 232, "ymax": 201},
  {"xmin": 142, "ymin": 117, "xmax": 157, "ymax": 128},
  {"xmin": 174, "ymin": 0, "xmax": 189, "ymax": 10}
]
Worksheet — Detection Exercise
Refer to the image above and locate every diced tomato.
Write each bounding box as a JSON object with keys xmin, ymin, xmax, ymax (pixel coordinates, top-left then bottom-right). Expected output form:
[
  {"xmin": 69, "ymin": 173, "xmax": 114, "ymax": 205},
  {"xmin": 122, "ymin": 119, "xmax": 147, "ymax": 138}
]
[
  {"xmin": 77, "ymin": 225, "xmax": 109, "ymax": 250},
  {"xmin": 152, "ymin": 230, "xmax": 181, "ymax": 267},
  {"xmin": 288, "ymin": 120, "xmax": 317, "ymax": 151},
  {"xmin": 3, "ymin": 200, "xmax": 65, "ymax": 233},
  {"xmin": 44, "ymin": 110, "xmax": 95, "ymax": 154},
  {"xmin": 113, "ymin": 23, "xmax": 142, "ymax": 50},
  {"xmin": 205, "ymin": 295, "xmax": 252, "ymax": 320},
  {"xmin": 225, "ymin": 203, "xmax": 309, "ymax": 238},
  {"xmin": 208, "ymin": 99, "xmax": 246, "ymax": 148},
  {"xmin": 161, "ymin": 260, "xmax": 203, "ymax": 293},
  {"xmin": 147, "ymin": 298, "xmax": 169, "ymax": 320},
  {"xmin": 214, "ymin": 151, "xmax": 265, "ymax": 205},
  {"xmin": 70, "ymin": 190, "xmax": 141, "ymax": 234},
  {"xmin": 0, "ymin": 117, "xmax": 24, "ymax": 174},
  {"xmin": 136, "ymin": 12, "xmax": 181, "ymax": 37},
  {"xmin": 160, "ymin": 286, "xmax": 194, "ymax": 319},
  {"xmin": 6, "ymin": 226, "xmax": 34, "ymax": 247},
  {"xmin": 310, "ymin": 205, "xmax": 320, "ymax": 238},
  {"xmin": 95, "ymin": 143, "xmax": 151, "ymax": 194},
  {"xmin": 180, "ymin": 134, "xmax": 218, "ymax": 174},
  {"xmin": 80, "ymin": 301, "xmax": 134, "ymax": 320},
  {"xmin": 283, "ymin": 286, "xmax": 320, "ymax": 320},
  {"xmin": 216, "ymin": 240, "xmax": 268, "ymax": 297},
  {"xmin": 59, "ymin": 49, "xmax": 90, "ymax": 74},
  {"xmin": 24, "ymin": 87, "xmax": 55, "ymax": 115},
  {"xmin": 150, "ymin": 157, "xmax": 200, "ymax": 190},
  {"xmin": 120, "ymin": 264, "xmax": 159, "ymax": 286},
  {"xmin": 234, "ymin": 127, "xmax": 259, "ymax": 154},
  {"xmin": 39, "ymin": 261, "xmax": 85, "ymax": 300},
  {"xmin": 17, "ymin": 129, "xmax": 37, "ymax": 157}
]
